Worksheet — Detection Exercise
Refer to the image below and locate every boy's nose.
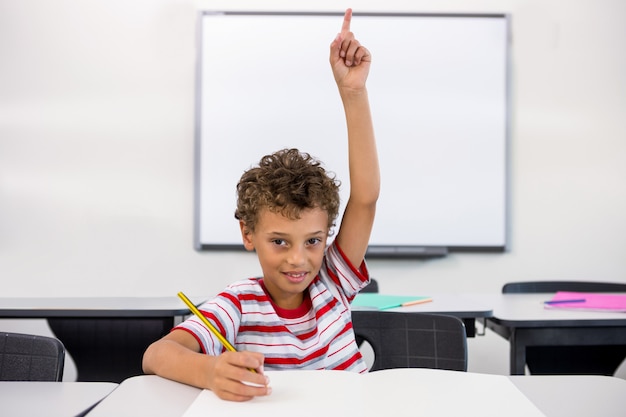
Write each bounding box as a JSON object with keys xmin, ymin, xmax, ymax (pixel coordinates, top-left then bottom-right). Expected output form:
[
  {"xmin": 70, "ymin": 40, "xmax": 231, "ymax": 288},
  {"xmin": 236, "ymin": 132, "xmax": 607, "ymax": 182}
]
[{"xmin": 287, "ymin": 246, "xmax": 306, "ymax": 266}]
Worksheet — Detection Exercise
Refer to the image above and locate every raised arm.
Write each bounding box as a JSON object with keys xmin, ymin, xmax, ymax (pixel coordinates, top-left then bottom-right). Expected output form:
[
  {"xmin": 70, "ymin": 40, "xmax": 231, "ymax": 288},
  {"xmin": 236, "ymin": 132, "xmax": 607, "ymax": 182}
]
[{"xmin": 330, "ymin": 9, "xmax": 380, "ymax": 267}]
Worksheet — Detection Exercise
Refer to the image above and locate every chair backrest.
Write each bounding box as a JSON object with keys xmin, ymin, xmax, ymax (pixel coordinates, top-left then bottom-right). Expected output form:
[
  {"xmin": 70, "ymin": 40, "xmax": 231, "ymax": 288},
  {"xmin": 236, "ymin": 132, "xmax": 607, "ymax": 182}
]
[
  {"xmin": 352, "ymin": 311, "xmax": 467, "ymax": 372},
  {"xmin": 502, "ymin": 281, "xmax": 626, "ymax": 294},
  {"xmin": 0, "ymin": 331, "xmax": 65, "ymax": 381},
  {"xmin": 361, "ymin": 278, "xmax": 379, "ymax": 294}
]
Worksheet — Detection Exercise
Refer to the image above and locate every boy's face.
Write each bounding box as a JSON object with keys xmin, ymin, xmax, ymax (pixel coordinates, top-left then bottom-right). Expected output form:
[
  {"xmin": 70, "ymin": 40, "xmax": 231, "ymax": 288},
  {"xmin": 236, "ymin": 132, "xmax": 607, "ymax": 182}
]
[{"xmin": 240, "ymin": 207, "xmax": 329, "ymax": 310}]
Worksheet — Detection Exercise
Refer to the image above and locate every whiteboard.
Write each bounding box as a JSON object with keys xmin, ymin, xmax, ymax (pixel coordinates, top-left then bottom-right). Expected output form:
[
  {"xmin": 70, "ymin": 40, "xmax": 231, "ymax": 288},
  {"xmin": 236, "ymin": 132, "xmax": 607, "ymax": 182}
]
[{"xmin": 195, "ymin": 11, "xmax": 510, "ymax": 257}]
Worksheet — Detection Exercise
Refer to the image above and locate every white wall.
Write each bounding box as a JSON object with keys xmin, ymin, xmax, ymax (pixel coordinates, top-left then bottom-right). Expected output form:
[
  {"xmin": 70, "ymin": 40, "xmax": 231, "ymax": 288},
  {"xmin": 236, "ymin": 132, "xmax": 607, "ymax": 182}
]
[{"xmin": 1, "ymin": 0, "xmax": 625, "ymax": 380}]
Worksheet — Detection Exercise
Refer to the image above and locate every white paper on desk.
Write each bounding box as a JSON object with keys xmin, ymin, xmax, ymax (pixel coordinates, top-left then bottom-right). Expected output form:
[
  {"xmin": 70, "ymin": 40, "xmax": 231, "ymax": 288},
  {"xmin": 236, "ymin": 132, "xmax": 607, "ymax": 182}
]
[{"xmin": 181, "ymin": 369, "xmax": 546, "ymax": 417}]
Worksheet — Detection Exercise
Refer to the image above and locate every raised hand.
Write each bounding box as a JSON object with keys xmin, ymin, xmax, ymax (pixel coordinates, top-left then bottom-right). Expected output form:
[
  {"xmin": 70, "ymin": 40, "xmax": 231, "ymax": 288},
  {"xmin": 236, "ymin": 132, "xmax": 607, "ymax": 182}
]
[{"xmin": 329, "ymin": 8, "xmax": 371, "ymax": 92}]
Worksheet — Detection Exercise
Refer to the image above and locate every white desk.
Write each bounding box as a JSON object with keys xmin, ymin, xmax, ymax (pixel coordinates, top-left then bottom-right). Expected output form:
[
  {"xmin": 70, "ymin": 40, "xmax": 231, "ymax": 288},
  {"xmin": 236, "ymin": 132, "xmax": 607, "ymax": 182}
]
[
  {"xmin": 86, "ymin": 371, "xmax": 626, "ymax": 417},
  {"xmin": 365, "ymin": 292, "xmax": 494, "ymax": 337},
  {"xmin": 0, "ymin": 296, "xmax": 203, "ymax": 382},
  {"xmin": 0, "ymin": 381, "xmax": 117, "ymax": 417},
  {"xmin": 486, "ymin": 293, "xmax": 626, "ymax": 375},
  {"xmin": 0, "ymin": 297, "xmax": 195, "ymax": 318},
  {"xmin": 510, "ymin": 375, "xmax": 626, "ymax": 417}
]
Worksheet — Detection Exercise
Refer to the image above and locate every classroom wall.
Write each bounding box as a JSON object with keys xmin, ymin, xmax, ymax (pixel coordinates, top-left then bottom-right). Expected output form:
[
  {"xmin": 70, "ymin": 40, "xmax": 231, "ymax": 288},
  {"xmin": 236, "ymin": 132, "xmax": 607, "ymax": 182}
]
[{"xmin": 1, "ymin": 0, "xmax": 625, "ymax": 380}]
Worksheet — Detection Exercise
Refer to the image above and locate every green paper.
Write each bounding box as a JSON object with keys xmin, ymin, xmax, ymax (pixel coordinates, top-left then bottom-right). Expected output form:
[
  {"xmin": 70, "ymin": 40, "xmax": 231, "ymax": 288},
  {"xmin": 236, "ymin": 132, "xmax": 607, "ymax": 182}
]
[{"xmin": 352, "ymin": 293, "xmax": 431, "ymax": 310}]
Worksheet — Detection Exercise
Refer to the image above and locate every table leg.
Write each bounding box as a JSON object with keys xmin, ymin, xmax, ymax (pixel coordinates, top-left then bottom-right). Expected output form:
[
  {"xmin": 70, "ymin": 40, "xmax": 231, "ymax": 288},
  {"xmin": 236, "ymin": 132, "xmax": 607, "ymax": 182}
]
[
  {"xmin": 508, "ymin": 328, "xmax": 527, "ymax": 375},
  {"xmin": 462, "ymin": 318, "xmax": 476, "ymax": 337}
]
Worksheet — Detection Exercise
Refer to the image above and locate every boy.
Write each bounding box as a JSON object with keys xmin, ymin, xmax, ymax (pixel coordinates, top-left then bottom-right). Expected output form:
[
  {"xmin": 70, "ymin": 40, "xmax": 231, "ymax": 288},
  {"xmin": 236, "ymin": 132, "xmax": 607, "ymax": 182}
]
[{"xmin": 142, "ymin": 9, "xmax": 379, "ymax": 402}]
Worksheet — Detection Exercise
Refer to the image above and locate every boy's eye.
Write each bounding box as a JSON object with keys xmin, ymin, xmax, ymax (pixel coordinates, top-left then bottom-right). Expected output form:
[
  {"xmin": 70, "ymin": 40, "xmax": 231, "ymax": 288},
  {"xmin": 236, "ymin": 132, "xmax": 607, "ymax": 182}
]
[
  {"xmin": 307, "ymin": 238, "xmax": 322, "ymax": 245},
  {"xmin": 271, "ymin": 239, "xmax": 286, "ymax": 246}
]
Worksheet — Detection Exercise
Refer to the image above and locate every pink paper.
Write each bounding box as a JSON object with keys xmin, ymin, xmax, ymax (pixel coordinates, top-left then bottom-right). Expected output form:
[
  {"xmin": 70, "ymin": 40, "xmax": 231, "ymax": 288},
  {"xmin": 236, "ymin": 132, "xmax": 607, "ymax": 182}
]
[{"xmin": 547, "ymin": 291, "xmax": 626, "ymax": 312}]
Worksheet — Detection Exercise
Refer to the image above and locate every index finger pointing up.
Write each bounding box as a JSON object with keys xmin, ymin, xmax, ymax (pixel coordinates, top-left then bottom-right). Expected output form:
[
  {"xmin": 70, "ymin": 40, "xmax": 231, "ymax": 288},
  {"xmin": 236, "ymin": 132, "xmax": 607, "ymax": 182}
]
[{"xmin": 341, "ymin": 8, "xmax": 352, "ymax": 33}]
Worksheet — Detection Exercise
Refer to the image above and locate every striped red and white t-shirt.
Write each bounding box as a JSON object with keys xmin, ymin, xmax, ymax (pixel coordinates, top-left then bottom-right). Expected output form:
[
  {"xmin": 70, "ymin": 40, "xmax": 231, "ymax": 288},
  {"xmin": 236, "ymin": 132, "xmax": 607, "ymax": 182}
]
[{"xmin": 175, "ymin": 241, "xmax": 370, "ymax": 373}]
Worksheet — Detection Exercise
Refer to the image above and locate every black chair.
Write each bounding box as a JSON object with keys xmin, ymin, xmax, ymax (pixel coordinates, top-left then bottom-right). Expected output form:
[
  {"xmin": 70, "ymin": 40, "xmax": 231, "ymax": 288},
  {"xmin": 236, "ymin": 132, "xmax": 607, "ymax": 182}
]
[
  {"xmin": 354, "ymin": 278, "xmax": 379, "ymax": 348},
  {"xmin": 0, "ymin": 331, "xmax": 65, "ymax": 381},
  {"xmin": 502, "ymin": 280, "xmax": 626, "ymax": 375},
  {"xmin": 361, "ymin": 278, "xmax": 379, "ymax": 294},
  {"xmin": 352, "ymin": 310, "xmax": 467, "ymax": 372}
]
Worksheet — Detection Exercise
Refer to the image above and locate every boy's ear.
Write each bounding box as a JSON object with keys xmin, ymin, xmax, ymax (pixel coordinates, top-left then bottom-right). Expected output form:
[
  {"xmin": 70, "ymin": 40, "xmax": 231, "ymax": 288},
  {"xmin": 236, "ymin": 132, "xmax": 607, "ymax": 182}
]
[{"xmin": 239, "ymin": 221, "xmax": 255, "ymax": 251}]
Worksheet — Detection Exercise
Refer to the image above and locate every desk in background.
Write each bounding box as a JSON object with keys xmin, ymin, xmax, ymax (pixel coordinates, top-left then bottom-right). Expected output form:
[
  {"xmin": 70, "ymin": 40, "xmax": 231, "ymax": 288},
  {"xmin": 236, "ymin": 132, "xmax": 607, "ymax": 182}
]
[
  {"xmin": 0, "ymin": 293, "xmax": 490, "ymax": 382},
  {"xmin": 0, "ymin": 297, "xmax": 202, "ymax": 383},
  {"xmin": 385, "ymin": 292, "xmax": 493, "ymax": 337},
  {"xmin": 86, "ymin": 371, "xmax": 626, "ymax": 417},
  {"xmin": 0, "ymin": 381, "xmax": 117, "ymax": 417},
  {"xmin": 486, "ymin": 293, "xmax": 626, "ymax": 375}
]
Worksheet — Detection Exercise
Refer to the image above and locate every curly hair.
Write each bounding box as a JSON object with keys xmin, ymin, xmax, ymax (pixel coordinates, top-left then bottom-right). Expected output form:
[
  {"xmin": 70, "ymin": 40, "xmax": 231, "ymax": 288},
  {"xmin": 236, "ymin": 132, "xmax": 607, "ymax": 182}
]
[{"xmin": 235, "ymin": 148, "xmax": 341, "ymax": 234}]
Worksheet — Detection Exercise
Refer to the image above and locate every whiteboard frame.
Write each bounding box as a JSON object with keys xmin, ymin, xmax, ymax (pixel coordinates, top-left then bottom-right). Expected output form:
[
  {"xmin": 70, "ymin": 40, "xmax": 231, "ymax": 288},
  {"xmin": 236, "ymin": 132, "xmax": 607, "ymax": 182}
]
[{"xmin": 194, "ymin": 11, "xmax": 511, "ymax": 258}]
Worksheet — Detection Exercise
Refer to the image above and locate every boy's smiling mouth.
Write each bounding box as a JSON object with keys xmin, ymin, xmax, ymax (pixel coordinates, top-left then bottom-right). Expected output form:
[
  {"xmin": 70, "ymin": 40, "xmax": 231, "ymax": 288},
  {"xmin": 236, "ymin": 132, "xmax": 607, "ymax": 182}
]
[{"xmin": 284, "ymin": 272, "xmax": 308, "ymax": 284}]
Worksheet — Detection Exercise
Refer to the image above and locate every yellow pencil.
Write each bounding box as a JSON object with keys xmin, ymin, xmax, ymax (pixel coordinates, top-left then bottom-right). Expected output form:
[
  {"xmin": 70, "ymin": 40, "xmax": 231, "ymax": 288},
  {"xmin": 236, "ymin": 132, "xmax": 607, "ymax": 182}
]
[
  {"xmin": 178, "ymin": 292, "xmax": 258, "ymax": 374},
  {"xmin": 177, "ymin": 291, "xmax": 236, "ymax": 352},
  {"xmin": 178, "ymin": 291, "xmax": 256, "ymax": 373}
]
